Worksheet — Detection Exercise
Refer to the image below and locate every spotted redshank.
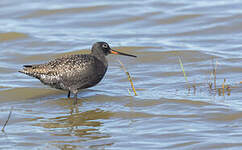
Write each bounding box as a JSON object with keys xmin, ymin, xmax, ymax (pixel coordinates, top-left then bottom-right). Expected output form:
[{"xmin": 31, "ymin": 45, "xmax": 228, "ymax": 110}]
[{"xmin": 19, "ymin": 42, "xmax": 136, "ymax": 104}]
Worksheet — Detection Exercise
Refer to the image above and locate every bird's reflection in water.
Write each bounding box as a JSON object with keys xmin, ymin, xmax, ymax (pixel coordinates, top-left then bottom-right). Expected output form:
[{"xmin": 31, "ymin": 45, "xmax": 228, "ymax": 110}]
[
  {"xmin": 34, "ymin": 98, "xmax": 114, "ymax": 149},
  {"xmin": 50, "ymin": 142, "xmax": 114, "ymax": 150}
]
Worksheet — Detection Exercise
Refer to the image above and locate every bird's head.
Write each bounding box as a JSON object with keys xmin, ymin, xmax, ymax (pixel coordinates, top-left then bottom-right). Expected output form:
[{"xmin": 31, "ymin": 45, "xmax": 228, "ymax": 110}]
[{"xmin": 92, "ymin": 42, "xmax": 137, "ymax": 58}]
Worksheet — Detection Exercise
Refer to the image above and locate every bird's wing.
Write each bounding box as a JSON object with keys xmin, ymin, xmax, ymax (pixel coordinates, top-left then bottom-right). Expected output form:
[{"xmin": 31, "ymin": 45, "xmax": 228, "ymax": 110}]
[{"xmin": 19, "ymin": 54, "xmax": 96, "ymax": 79}]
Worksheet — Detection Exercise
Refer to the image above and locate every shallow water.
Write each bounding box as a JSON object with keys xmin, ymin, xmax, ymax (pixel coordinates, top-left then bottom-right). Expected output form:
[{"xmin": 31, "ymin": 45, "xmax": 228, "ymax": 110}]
[{"xmin": 0, "ymin": 0, "xmax": 242, "ymax": 149}]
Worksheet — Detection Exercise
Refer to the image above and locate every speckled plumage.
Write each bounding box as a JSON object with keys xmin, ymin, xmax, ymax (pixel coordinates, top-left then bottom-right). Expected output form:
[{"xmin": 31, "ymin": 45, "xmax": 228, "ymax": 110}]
[
  {"xmin": 19, "ymin": 42, "xmax": 136, "ymax": 104},
  {"xmin": 20, "ymin": 54, "xmax": 107, "ymax": 90}
]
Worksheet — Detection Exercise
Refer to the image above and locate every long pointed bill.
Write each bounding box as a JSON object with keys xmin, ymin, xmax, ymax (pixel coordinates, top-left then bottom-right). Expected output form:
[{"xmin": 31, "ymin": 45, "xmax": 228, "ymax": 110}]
[{"xmin": 110, "ymin": 49, "xmax": 137, "ymax": 58}]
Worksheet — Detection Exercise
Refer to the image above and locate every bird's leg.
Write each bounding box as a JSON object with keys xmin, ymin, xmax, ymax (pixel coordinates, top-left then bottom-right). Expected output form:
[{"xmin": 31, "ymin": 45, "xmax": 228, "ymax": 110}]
[
  {"xmin": 70, "ymin": 89, "xmax": 78, "ymax": 105},
  {"xmin": 74, "ymin": 93, "xmax": 78, "ymax": 105},
  {"xmin": 67, "ymin": 91, "xmax": 71, "ymax": 98},
  {"xmin": 72, "ymin": 90, "xmax": 78, "ymax": 105}
]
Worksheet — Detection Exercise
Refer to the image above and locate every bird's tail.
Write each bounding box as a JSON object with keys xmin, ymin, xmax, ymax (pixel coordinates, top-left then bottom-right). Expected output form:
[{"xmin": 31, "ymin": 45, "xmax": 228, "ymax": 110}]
[
  {"xmin": 19, "ymin": 65, "xmax": 33, "ymax": 73},
  {"xmin": 19, "ymin": 65, "xmax": 40, "ymax": 78}
]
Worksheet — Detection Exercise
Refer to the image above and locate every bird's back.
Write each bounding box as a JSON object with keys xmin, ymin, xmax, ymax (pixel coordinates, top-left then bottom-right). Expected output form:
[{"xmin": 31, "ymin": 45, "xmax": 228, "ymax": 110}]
[{"xmin": 19, "ymin": 54, "xmax": 108, "ymax": 91}]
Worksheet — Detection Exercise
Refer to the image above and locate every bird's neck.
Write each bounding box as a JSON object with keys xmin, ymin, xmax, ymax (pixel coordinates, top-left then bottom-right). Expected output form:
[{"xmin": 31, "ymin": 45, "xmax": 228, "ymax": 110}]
[{"xmin": 91, "ymin": 51, "xmax": 108, "ymax": 67}]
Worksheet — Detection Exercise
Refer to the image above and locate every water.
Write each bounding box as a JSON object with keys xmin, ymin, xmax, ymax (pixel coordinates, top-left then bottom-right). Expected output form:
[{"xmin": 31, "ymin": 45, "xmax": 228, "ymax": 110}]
[{"xmin": 0, "ymin": 0, "xmax": 242, "ymax": 149}]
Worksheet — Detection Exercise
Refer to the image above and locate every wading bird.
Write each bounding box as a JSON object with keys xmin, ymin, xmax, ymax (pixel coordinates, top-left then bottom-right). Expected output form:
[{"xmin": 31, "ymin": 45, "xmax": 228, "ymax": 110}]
[{"xmin": 19, "ymin": 42, "xmax": 137, "ymax": 104}]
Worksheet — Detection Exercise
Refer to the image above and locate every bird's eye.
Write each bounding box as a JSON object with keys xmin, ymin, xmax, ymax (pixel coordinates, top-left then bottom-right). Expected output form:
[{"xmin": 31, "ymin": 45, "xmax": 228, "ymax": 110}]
[{"xmin": 102, "ymin": 44, "xmax": 108, "ymax": 49}]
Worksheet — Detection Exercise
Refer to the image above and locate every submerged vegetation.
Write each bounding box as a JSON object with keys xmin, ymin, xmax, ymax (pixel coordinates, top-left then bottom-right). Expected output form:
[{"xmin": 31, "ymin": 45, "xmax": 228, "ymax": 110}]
[
  {"xmin": 117, "ymin": 54, "xmax": 238, "ymax": 98},
  {"xmin": 177, "ymin": 56, "xmax": 236, "ymax": 96},
  {"xmin": 118, "ymin": 60, "xmax": 137, "ymax": 96},
  {"xmin": 1, "ymin": 107, "xmax": 13, "ymax": 132},
  {"xmin": 178, "ymin": 56, "xmax": 190, "ymax": 89}
]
